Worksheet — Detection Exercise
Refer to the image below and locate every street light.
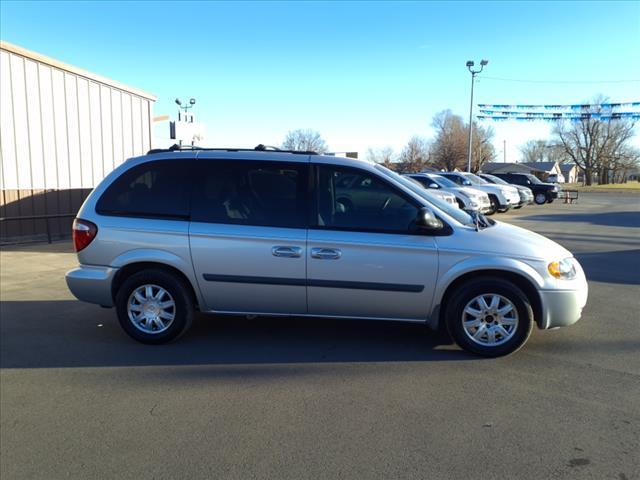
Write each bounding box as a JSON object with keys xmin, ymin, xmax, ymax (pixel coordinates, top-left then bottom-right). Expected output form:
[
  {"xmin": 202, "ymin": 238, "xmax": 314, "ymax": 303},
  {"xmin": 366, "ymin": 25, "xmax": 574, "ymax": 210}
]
[
  {"xmin": 466, "ymin": 59, "xmax": 488, "ymax": 172},
  {"xmin": 175, "ymin": 97, "xmax": 196, "ymax": 114}
]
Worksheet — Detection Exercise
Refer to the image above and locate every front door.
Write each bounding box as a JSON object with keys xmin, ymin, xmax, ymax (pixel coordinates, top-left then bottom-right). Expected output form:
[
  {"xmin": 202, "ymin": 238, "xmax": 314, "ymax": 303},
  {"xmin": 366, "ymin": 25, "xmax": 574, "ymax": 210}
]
[
  {"xmin": 307, "ymin": 163, "xmax": 439, "ymax": 320},
  {"xmin": 189, "ymin": 158, "xmax": 309, "ymax": 314}
]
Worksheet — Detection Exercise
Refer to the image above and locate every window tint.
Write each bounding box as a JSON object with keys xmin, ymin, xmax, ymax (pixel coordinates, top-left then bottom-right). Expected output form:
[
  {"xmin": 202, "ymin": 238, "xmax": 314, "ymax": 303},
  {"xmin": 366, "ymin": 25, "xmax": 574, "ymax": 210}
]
[
  {"xmin": 191, "ymin": 160, "xmax": 308, "ymax": 228},
  {"xmin": 408, "ymin": 176, "xmax": 434, "ymax": 188},
  {"xmin": 316, "ymin": 165, "xmax": 418, "ymax": 233},
  {"xmin": 96, "ymin": 160, "xmax": 192, "ymax": 219}
]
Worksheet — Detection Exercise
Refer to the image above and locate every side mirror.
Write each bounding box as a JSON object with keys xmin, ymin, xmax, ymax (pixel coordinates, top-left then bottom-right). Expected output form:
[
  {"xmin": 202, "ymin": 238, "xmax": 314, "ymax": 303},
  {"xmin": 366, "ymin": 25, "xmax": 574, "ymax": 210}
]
[
  {"xmin": 429, "ymin": 183, "xmax": 439, "ymax": 189},
  {"xmin": 416, "ymin": 207, "xmax": 443, "ymax": 230}
]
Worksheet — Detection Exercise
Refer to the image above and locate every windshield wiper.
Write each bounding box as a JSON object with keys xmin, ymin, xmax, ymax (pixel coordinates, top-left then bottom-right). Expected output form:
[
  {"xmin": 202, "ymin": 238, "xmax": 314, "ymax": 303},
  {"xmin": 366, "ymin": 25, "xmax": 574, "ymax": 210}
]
[{"xmin": 466, "ymin": 210, "xmax": 490, "ymax": 231}]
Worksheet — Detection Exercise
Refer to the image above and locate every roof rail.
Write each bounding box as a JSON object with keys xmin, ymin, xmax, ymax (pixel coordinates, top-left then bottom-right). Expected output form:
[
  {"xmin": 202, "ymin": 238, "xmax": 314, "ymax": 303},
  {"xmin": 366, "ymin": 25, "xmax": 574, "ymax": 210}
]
[{"xmin": 146, "ymin": 144, "xmax": 318, "ymax": 155}]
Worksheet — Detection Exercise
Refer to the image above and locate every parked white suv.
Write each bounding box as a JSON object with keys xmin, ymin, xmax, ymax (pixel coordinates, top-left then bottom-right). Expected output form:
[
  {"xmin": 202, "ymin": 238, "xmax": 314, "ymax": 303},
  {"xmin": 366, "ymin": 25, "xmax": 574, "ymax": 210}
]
[
  {"xmin": 407, "ymin": 173, "xmax": 491, "ymax": 214},
  {"xmin": 441, "ymin": 172, "xmax": 521, "ymax": 214},
  {"xmin": 66, "ymin": 146, "xmax": 588, "ymax": 357},
  {"xmin": 404, "ymin": 175, "xmax": 459, "ymax": 207}
]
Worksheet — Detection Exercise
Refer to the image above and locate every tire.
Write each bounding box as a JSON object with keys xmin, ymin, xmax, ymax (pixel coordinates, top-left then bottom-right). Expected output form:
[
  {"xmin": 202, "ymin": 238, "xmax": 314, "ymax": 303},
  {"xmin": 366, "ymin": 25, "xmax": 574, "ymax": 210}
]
[
  {"xmin": 546, "ymin": 197, "xmax": 554, "ymax": 204},
  {"xmin": 115, "ymin": 269, "xmax": 195, "ymax": 344},
  {"xmin": 534, "ymin": 193, "xmax": 547, "ymax": 205},
  {"xmin": 445, "ymin": 277, "xmax": 534, "ymax": 357},
  {"xmin": 486, "ymin": 195, "xmax": 498, "ymax": 215}
]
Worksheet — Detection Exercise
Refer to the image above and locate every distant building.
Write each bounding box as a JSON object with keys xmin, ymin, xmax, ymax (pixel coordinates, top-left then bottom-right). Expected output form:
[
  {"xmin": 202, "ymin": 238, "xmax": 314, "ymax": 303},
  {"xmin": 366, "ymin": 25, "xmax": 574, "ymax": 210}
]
[
  {"xmin": 481, "ymin": 161, "xmax": 562, "ymax": 181},
  {"xmin": 0, "ymin": 41, "xmax": 156, "ymax": 243},
  {"xmin": 480, "ymin": 162, "xmax": 545, "ymax": 175},
  {"xmin": 559, "ymin": 163, "xmax": 578, "ymax": 183}
]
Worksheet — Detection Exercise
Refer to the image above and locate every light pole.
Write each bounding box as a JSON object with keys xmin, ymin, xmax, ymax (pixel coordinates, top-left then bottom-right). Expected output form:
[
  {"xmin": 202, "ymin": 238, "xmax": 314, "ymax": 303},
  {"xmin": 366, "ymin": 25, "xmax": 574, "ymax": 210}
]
[
  {"xmin": 466, "ymin": 59, "xmax": 488, "ymax": 172},
  {"xmin": 175, "ymin": 98, "xmax": 196, "ymax": 116}
]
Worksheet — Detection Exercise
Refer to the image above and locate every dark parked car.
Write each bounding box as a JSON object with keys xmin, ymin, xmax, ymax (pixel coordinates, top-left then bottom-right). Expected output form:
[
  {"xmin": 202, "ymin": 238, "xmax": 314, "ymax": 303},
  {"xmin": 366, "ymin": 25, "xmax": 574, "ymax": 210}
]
[
  {"xmin": 478, "ymin": 173, "xmax": 533, "ymax": 208},
  {"xmin": 492, "ymin": 173, "xmax": 560, "ymax": 205}
]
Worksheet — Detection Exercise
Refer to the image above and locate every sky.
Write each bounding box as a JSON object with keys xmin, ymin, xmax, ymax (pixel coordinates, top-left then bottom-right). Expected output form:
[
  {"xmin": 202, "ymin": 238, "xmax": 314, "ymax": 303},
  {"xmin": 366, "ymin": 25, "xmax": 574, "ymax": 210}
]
[{"xmin": 1, "ymin": 0, "xmax": 639, "ymax": 161}]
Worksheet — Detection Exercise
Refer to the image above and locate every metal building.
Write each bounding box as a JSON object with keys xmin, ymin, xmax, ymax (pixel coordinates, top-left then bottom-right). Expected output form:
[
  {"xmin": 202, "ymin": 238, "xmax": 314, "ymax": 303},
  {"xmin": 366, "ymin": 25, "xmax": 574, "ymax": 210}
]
[{"xmin": 0, "ymin": 41, "xmax": 156, "ymax": 243}]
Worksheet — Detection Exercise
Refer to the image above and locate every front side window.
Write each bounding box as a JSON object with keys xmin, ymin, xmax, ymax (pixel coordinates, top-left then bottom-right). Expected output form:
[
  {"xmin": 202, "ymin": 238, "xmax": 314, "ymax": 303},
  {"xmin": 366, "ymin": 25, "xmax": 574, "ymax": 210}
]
[
  {"xmin": 191, "ymin": 160, "xmax": 308, "ymax": 228},
  {"xmin": 525, "ymin": 174, "xmax": 542, "ymax": 184},
  {"xmin": 463, "ymin": 173, "xmax": 488, "ymax": 185},
  {"xmin": 442, "ymin": 174, "xmax": 472, "ymax": 186},
  {"xmin": 409, "ymin": 175, "xmax": 439, "ymax": 189},
  {"xmin": 96, "ymin": 160, "xmax": 192, "ymax": 219},
  {"xmin": 316, "ymin": 165, "xmax": 418, "ymax": 233}
]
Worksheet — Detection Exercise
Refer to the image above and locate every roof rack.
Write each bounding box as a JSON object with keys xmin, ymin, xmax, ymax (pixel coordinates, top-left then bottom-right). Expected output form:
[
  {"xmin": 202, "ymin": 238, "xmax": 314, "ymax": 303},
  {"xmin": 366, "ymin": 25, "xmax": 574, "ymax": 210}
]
[{"xmin": 146, "ymin": 144, "xmax": 318, "ymax": 155}]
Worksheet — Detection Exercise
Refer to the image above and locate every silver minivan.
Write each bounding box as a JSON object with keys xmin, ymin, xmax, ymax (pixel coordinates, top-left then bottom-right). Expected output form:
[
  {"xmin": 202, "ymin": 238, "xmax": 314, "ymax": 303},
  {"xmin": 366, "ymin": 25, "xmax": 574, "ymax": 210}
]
[{"xmin": 66, "ymin": 147, "xmax": 588, "ymax": 356}]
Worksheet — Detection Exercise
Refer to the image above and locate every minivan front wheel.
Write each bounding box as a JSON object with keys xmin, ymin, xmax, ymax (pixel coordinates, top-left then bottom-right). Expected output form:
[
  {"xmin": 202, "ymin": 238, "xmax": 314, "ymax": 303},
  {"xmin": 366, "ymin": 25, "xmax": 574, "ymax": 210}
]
[
  {"xmin": 446, "ymin": 277, "xmax": 534, "ymax": 357},
  {"xmin": 115, "ymin": 269, "xmax": 194, "ymax": 344}
]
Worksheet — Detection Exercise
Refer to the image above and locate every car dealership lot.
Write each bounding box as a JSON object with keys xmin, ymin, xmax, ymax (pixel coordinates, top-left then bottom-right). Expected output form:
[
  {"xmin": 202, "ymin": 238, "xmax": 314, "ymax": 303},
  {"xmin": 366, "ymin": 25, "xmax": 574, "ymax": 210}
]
[{"xmin": 1, "ymin": 192, "xmax": 639, "ymax": 480}]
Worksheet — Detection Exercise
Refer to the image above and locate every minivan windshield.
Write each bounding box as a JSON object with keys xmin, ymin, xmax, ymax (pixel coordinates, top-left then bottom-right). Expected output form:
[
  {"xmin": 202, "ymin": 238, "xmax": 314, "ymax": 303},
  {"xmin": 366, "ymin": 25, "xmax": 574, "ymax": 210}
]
[{"xmin": 375, "ymin": 165, "xmax": 476, "ymax": 227}]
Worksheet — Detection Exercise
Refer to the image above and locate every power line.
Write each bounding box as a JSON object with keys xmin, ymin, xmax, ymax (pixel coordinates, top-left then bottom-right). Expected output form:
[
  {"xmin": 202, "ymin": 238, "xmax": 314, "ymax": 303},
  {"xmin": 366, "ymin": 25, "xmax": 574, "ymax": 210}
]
[{"xmin": 479, "ymin": 76, "xmax": 640, "ymax": 85}]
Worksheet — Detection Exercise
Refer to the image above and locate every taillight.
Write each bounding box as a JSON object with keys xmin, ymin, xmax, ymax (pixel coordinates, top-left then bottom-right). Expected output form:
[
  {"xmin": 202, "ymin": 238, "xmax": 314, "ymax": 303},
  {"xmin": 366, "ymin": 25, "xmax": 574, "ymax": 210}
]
[{"xmin": 72, "ymin": 219, "xmax": 98, "ymax": 252}]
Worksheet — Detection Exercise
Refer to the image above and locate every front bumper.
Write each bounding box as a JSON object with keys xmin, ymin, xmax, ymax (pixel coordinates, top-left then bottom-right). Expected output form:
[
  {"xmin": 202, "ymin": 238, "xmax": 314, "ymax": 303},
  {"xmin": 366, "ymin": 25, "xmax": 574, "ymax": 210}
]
[
  {"xmin": 66, "ymin": 264, "xmax": 118, "ymax": 307},
  {"xmin": 538, "ymin": 285, "xmax": 588, "ymax": 329}
]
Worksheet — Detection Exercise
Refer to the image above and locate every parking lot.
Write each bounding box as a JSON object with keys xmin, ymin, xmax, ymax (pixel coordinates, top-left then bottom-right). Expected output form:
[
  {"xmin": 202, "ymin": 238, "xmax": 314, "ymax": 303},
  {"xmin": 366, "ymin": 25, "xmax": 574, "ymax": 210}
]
[{"xmin": 1, "ymin": 192, "xmax": 639, "ymax": 479}]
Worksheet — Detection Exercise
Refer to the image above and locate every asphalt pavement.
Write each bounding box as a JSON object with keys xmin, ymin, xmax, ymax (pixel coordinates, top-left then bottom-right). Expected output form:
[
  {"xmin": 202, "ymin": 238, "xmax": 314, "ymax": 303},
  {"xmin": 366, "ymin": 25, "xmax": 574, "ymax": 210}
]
[{"xmin": 1, "ymin": 192, "xmax": 639, "ymax": 480}]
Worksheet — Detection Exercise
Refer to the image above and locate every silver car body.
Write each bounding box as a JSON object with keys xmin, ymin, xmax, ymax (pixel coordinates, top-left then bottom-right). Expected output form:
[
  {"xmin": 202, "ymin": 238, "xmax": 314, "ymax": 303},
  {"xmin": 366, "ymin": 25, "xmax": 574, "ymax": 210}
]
[
  {"xmin": 408, "ymin": 173, "xmax": 491, "ymax": 213},
  {"xmin": 404, "ymin": 176, "xmax": 459, "ymax": 207},
  {"xmin": 479, "ymin": 173, "xmax": 534, "ymax": 206},
  {"xmin": 66, "ymin": 151, "xmax": 588, "ymax": 331},
  {"xmin": 459, "ymin": 172, "xmax": 521, "ymax": 207}
]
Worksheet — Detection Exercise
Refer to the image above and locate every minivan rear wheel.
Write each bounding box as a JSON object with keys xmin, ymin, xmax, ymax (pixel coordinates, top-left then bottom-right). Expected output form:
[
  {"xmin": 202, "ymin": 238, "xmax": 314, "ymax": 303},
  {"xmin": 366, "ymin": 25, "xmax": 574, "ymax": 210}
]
[
  {"xmin": 115, "ymin": 269, "xmax": 194, "ymax": 344},
  {"xmin": 445, "ymin": 277, "xmax": 534, "ymax": 357}
]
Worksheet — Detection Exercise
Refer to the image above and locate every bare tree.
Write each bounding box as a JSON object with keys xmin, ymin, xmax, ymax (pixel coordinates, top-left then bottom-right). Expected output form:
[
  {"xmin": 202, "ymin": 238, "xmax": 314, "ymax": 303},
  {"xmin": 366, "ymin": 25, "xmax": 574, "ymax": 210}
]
[
  {"xmin": 470, "ymin": 122, "xmax": 496, "ymax": 172},
  {"xmin": 397, "ymin": 136, "xmax": 431, "ymax": 172},
  {"xmin": 520, "ymin": 140, "xmax": 549, "ymax": 163},
  {"xmin": 430, "ymin": 111, "xmax": 494, "ymax": 172},
  {"xmin": 430, "ymin": 110, "xmax": 467, "ymax": 171},
  {"xmin": 552, "ymin": 97, "xmax": 638, "ymax": 185},
  {"xmin": 366, "ymin": 146, "xmax": 395, "ymax": 167},
  {"xmin": 281, "ymin": 129, "xmax": 329, "ymax": 153},
  {"xmin": 520, "ymin": 139, "xmax": 566, "ymax": 164}
]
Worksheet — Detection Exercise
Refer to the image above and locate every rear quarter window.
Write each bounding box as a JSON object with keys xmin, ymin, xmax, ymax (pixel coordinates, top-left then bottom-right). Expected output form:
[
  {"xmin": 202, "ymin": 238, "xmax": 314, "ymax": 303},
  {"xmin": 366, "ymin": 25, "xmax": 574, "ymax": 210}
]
[{"xmin": 96, "ymin": 160, "xmax": 193, "ymax": 219}]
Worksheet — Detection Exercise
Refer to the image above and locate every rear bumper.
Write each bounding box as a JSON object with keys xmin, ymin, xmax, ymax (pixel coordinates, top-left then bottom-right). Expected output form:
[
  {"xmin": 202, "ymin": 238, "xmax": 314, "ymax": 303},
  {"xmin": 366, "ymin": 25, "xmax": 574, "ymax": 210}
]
[
  {"xmin": 66, "ymin": 265, "xmax": 118, "ymax": 307},
  {"xmin": 538, "ymin": 285, "xmax": 588, "ymax": 329}
]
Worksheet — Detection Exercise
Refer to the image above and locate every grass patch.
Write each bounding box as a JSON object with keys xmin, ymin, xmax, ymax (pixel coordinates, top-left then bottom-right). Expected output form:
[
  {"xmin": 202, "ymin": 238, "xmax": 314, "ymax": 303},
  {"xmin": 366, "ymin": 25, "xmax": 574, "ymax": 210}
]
[{"xmin": 563, "ymin": 182, "xmax": 640, "ymax": 193}]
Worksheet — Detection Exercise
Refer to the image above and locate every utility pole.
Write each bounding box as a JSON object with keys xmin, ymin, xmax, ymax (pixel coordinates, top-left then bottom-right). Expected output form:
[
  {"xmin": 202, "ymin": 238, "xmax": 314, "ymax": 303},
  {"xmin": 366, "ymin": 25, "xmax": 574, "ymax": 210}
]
[
  {"xmin": 504, "ymin": 139, "xmax": 506, "ymax": 163},
  {"xmin": 465, "ymin": 59, "xmax": 488, "ymax": 172}
]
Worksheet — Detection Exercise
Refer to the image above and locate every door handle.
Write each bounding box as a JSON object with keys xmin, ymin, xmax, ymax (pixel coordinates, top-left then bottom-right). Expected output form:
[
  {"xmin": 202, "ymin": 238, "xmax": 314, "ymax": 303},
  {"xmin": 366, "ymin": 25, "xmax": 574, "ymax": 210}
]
[
  {"xmin": 272, "ymin": 246, "xmax": 302, "ymax": 258},
  {"xmin": 311, "ymin": 248, "xmax": 342, "ymax": 260}
]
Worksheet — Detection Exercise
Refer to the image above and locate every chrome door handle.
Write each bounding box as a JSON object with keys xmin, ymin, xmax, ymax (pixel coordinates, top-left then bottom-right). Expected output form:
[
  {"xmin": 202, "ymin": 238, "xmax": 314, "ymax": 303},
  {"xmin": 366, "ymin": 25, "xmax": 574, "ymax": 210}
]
[
  {"xmin": 311, "ymin": 248, "xmax": 342, "ymax": 260},
  {"xmin": 272, "ymin": 246, "xmax": 302, "ymax": 258}
]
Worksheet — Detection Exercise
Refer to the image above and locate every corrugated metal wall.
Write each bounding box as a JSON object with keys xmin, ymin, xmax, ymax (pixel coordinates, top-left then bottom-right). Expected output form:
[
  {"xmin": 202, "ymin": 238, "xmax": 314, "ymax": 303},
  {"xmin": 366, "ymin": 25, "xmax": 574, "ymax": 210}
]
[{"xmin": 0, "ymin": 43, "xmax": 155, "ymax": 243}]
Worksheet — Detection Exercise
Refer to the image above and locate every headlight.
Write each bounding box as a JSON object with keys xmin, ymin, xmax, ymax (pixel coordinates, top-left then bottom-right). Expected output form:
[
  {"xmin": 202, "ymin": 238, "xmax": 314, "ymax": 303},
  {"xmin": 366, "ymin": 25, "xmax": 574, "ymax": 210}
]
[{"xmin": 548, "ymin": 258, "xmax": 577, "ymax": 280}]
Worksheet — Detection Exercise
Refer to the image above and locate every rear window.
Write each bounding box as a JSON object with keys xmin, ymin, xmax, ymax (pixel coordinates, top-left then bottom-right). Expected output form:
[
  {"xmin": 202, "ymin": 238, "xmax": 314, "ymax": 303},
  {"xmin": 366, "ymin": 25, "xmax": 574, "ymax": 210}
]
[{"xmin": 96, "ymin": 160, "xmax": 193, "ymax": 219}]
